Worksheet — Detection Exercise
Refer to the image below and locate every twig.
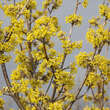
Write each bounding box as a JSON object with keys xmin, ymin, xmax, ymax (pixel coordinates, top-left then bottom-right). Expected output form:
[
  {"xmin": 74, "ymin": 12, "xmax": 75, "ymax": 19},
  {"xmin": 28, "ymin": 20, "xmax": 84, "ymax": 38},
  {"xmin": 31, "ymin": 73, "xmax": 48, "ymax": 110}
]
[
  {"xmin": 76, "ymin": 86, "xmax": 90, "ymax": 100},
  {"xmin": 1, "ymin": 64, "xmax": 11, "ymax": 88},
  {"xmin": 68, "ymin": 0, "xmax": 81, "ymax": 40},
  {"xmin": 51, "ymin": 84, "xmax": 57, "ymax": 101},
  {"xmin": 14, "ymin": 0, "xmax": 16, "ymax": 5},
  {"xmin": 68, "ymin": 24, "xmax": 73, "ymax": 40},
  {"xmin": 16, "ymin": 0, "xmax": 30, "ymax": 19},
  {"xmin": 43, "ymin": 39, "xmax": 55, "ymax": 96},
  {"xmin": 74, "ymin": 0, "xmax": 80, "ymax": 14},
  {"xmin": 66, "ymin": 66, "xmax": 90, "ymax": 110},
  {"xmin": 45, "ymin": 75, "xmax": 54, "ymax": 95},
  {"xmin": 101, "ymin": 76, "xmax": 105, "ymax": 109},
  {"xmin": 60, "ymin": 53, "xmax": 67, "ymax": 68},
  {"xmin": 66, "ymin": 48, "xmax": 97, "ymax": 110},
  {"xmin": 53, "ymin": 84, "xmax": 64, "ymax": 101},
  {"xmin": 105, "ymin": 43, "xmax": 109, "ymax": 58},
  {"xmin": 97, "ymin": 43, "xmax": 104, "ymax": 54}
]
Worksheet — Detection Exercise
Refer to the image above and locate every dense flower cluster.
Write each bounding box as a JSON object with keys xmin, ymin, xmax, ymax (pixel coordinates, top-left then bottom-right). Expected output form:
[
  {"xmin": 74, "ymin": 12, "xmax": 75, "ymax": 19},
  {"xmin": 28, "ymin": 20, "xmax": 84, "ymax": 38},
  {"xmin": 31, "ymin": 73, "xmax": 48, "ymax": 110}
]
[
  {"xmin": 0, "ymin": 0, "xmax": 110, "ymax": 110},
  {"xmin": 65, "ymin": 13, "xmax": 82, "ymax": 26},
  {"xmin": 99, "ymin": 4, "xmax": 110, "ymax": 20},
  {"xmin": 42, "ymin": 0, "xmax": 63, "ymax": 9},
  {"xmin": 86, "ymin": 25, "xmax": 110, "ymax": 48}
]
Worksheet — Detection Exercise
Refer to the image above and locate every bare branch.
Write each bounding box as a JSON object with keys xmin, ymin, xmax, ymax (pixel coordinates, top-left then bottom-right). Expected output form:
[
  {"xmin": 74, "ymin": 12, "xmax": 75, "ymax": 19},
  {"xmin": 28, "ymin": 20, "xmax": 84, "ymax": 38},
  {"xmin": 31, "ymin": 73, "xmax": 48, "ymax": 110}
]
[
  {"xmin": 66, "ymin": 47, "xmax": 97, "ymax": 110},
  {"xmin": 1, "ymin": 63, "xmax": 11, "ymax": 88},
  {"xmin": 1, "ymin": 63, "xmax": 25, "ymax": 110},
  {"xmin": 45, "ymin": 75, "xmax": 54, "ymax": 95}
]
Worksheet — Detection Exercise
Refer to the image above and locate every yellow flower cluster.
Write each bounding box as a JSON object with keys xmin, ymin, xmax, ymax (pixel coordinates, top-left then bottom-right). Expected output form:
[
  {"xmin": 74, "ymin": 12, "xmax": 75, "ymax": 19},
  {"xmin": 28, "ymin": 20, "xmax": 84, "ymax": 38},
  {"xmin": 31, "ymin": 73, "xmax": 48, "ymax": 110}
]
[
  {"xmin": 27, "ymin": 87, "xmax": 39, "ymax": 104},
  {"xmin": 38, "ymin": 59, "xmax": 47, "ymax": 75},
  {"xmin": 11, "ymin": 68, "xmax": 22, "ymax": 80},
  {"xmin": 57, "ymin": 30, "xmax": 66, "ymax": 38},
  {"xmin": 27, "ymin": 16, "xmax": 59, "ymax": 42},
  {"xmin": 70, "ymin": 62, "xmax": 77, "ymax": 73},
  {"xmin": 53, "ymin": 0, "xmax": 63, "ymax": 9},
  {"xmin": 42, "ymin": 0, "xmax": 62, "ymax": 9},
  {"xmin": 83, "ymin": 94, "xmax": 92, "ymax": 102},
  {"xmin": 21, "ymin": 0, "xmax": 37, "ymax": 9},
  {"xmin": 82, "ymin": 0, "xmax": 88, "ymax": 8},
  {"xmin": 3, "ymin": 4, "xmax": 20, "ymax": 17},
  {"xmin": 32, "ymin": 10, "xmax": 43, "ymax": 19},
  {"xmin": 0, "ymin": 25, "xmax": 17, "ymax": 53},
  {"xmin": 0, "ymin": 54, "xmax": 11, "ymax": 64},
  {"xmin": 14, "ymin": 49, "xmax": 28, "ymax": 64},
  {"xmin": 60, "ymin": 36, "xmax": 82, "ymax": 54},
  {"xmin": 22, "ymin": 8, "xmax": 30, "ymax": 19},
  {"xmin": 55, "ymin": 69, "xmax": 74, "ymax": 89},
  {"xmin": 83, "ymin": 95, "xmax": 92, "ymax": 102},
  {"xmin": 65, "ymin": 13, "xmax": 82, "ymax": 26},
  {"xmin": 0, "ymin": 98, "xmax": 4, "ymax": 109},
  {"xmin": 11, "ymin": 81, "xmax": 21, "ymax": 93},
  {"xmin": 42, "ymin": 0, "xmax": 52, "ymax": 9},
  {"xmin": 65, "ymin": 92, "xmax": 75, "ymax": 101},
  {"xmin": 76, "ymin": 52, "xmax": 110, "ymax": 84},
  {"xmin": 3, "ymin": 0, "xmax": 36, "ymax": 18},
  {"xmin": 32, "ymin": 49, "xmax": 45, "ymax": 61},
  {"xmin": 86, "ymin": 25, "xmax": 110, "ymax": 48},
  {"xmin": 48, "ymin": 101, "xmax": 63, "ymax": 110},
  {"xmin": 88, "ymin": 16, "xmax": 100, "ymax": 26},
  {"xmin": 48, "ymin": 54, "xmax": 63, "ymax": 68},
  {"xmin": 83, "ymin": 106, "xmax": 110, "ymax": 110},
  {"xmin": 99, "ymin": 4, "xmax": 110, "ymax": 20},
  {"xmin": 11, "ymin": 18, "xmax": 24, "ymax": 34},
  {"xmin": 93, "ymin": 55, "xmax": 110, "ymax": 80},
  {"xmin": 85, "ymin": 72, "xmax": 100, "ymax": 88},
  {"xmin": 76, "ymin": 52, "xmax": 90, "ymax": 68},
  {"xmin": 11, "ymin": 79, "xmax": 29, "ymax": 94}
]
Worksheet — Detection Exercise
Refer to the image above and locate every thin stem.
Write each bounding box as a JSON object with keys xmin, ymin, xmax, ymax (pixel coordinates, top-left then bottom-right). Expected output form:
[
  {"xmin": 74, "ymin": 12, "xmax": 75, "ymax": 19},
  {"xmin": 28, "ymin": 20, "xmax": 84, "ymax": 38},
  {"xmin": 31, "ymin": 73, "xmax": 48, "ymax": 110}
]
[
  {"xmin": 91, "ymin": 88, "xmax": 96, "ymax": 100},
  {"xmin": 45, "ymin": 75, "xmax": 54, "ymax": 95},
  {"xmin": 1, "ymin": 63, "xmax": 11, "ymax": 88},
  {"xmin": 14, "ymin": 0, "xmax": 16, "ymax": 5},
  {"xmin": 77, "ymin": 86, "xmax": 90, "ymax": 100},
  {"xmin": 27, "ymin": 9, "xmax": 35, "ymax": 76},
  {"xmin": 68, "ymin": 0, "xmax": 81, "ymax": 40},
  {"xmin": 74, "ymin": 0, "xmax": 80, "ymax": 14},
  {"xmin": 54, "ymin": 54, "xmax": 67, "ymax": 101},
  {"xmin": 105, "ymin": 43, "xmax": 109, "ymax": 58},
  {"xmin": 42, "ymin": 39, "xmax": 56, "ymax": 97},
  {"xmin": 54, "ymin": 84, "xmax": 64, "ymax": 101},
  {"xmin": 16, "ymin": 0, "xmax": 30, "ymax": 19},
  {"xmin": 66, "ymin": 48, "xmax": 97, "ymax": 110},
  {"xmin": 66, "ymin": 67, "xmax": 90, "ymax": 110},
  {"xmin": 68, "ymin": 24, "xmax": 73, "ymax": 40},
  {"xmin": 60, "ymin": 53, "xmax": 67, "ymax": 68},
  {"xmin": 51, "ymin": 85, "xmax": 57, "ymax": 101},
  {"xmin": 97, "ymin": 43, "xmax": 104, "ymax": 54}
]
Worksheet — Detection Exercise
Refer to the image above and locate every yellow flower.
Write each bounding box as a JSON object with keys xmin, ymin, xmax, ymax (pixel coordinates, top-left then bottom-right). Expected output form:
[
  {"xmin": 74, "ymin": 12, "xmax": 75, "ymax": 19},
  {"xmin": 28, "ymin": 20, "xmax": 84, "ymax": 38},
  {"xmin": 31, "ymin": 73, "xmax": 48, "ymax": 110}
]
[
  {"xmin": 88, "ymin": 17, "xmax": 99, "ymax": 26},
  {"xmin": 0, "ymin": 98, "xmax": 4, "ymax": 109},
  {"xmin": 98, "ymin": 4, "xmax": 110, "ymax": 20},
  {"xmin": 82, "ymin": 0, "xmax": 88, "ymax": 8},
  {"xmin": 75, "ymin": 52, "xmax": 89, "ymax": 68},
  {"xmin": 65, "ymin": 13, "xmax": 82, "ymax": 26},
  {"xmin": 48, "ymin": 101, "xmax": 63, "ymax": 110},
  {"xmin": 0, "ymin": 54, "xmax": 11, "ymax": 64},
  {"xmin": 0, "ymin": 91, "xmax": 2, "ymax": 96}
]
